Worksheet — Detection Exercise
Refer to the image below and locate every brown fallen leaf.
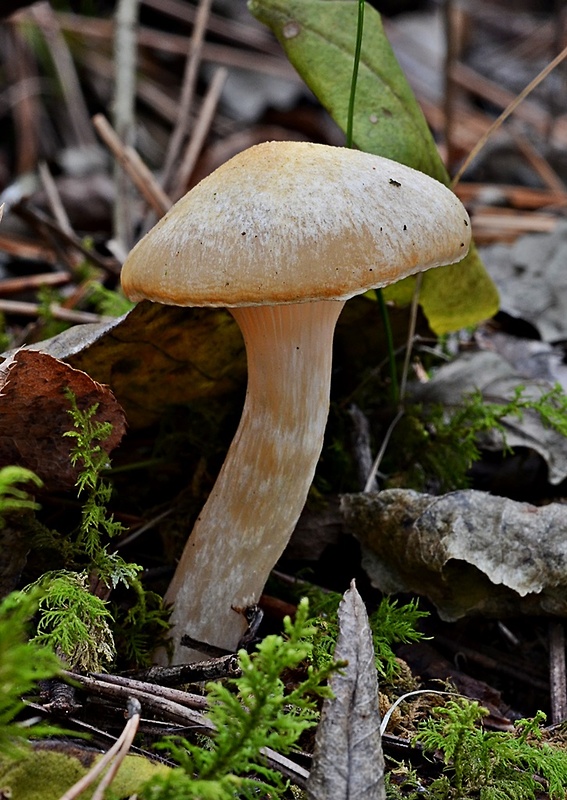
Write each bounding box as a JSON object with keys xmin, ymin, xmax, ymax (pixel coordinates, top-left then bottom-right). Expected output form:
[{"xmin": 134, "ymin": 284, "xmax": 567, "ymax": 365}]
[
  {"xmin": 342, "ymin": 489, "xmax": 567, "ymax": 620},
  {"xmin": 307, "ymin": 581, "xmax": 385, "ymax": 800},
  {"xmin": 0, "ymin": 348, "xmax": 125, "ymax": 490},
  {"xmin": 29, "ymin": 300, "xmax": 247, "ymax": 429}
]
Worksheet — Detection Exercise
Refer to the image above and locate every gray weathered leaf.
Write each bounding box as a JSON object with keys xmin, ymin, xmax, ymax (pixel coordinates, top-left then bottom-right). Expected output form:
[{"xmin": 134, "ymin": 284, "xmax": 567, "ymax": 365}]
[
  {"xmin": 342, "ymin": 489, "xmax": 567, "ymax": 620},
  {"xmin": 411, "ymin": 349, "xmax": 567, "ymax": 485},
  {"xmin": 307, "ymin": 581, "xmax": 385, "ymax": 800},
  {"xmin": 481, "ymin": 222, "xmax": 567, "ymax": 342}
]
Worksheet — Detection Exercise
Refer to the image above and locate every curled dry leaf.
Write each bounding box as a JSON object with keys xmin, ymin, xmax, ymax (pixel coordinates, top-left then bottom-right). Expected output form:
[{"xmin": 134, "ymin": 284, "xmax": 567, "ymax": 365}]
[
  {"xmin": 0, "ymin": 348, "xmax": 125, "ymax": 491},
  {"xmin": 307, "ymin": 581, "xmax": 385, "ymax": 800},
  {"xmin": 342, "ymin": 489, "xmax": 567, "ymax": 620}
]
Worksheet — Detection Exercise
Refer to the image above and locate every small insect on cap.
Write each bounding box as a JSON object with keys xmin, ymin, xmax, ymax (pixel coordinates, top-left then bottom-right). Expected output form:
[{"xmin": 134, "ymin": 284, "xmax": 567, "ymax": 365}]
[{"xmin": 121, "ymin": 141, "xmax": 471, "ymax": 308}]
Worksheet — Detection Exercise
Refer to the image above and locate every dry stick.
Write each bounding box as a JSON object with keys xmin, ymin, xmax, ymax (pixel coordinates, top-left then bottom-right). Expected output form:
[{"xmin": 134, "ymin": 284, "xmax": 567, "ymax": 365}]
[
  {"xmin": 161, "ymin": 0, "xmax": 214, "ymax": 193},
  {"xmin": 29, "ymin": 3, "xmax": 97, "ymax": 149},
  {"xmin": 90, "ymin": 699, "xmax": 141, "ymax": 800},
  {"xmin": 141, "ymin": 0, "xmax": 276, "ymax": 54},
  {"xmin": 549, "ymin": 622, "xmax": 567, "ymax": 725},
  {"xmin": 57, "ymin": 699, "xmax": 141, "ymax": 800},
  {"xmin": 442, "ymin": 0, "xmax": 459, "ymax": 171},
  {"xmin": 3, "ymin": 23, "xmax": 41, "ymax": 174},
  {"xmin": 0, "ymin": 298, "xmax": 112, "ymax": 324},
  {"xmin": 0, "ymin": 271, "xmax": 71, "ymax": 295},
  {"xmin": 113, "ymin": 0, "xmax": 141, "ymax": 252},
  {"xmin": 348, "ymin": 403, "xmax": 378, "ymax": 491},
  {"xmin": 0, "ymin": 233, "xmax": 56, "ymax": 264},
  {"xmin": 363, "ymin": 408, "xmax": 403, "ymax": 493},
  {"xmin": 38, "ymin": 162, "xmax": 74, "ymax": 236},
  {"xmin": 452, "ymin": 40, "xmax": 567, "ymax": 187},
  {"xmin": 56, "ymin": 13, "xmax": 297, "ymax": 81},
  {"xmin": 93, "ymin": 114, "xmax": 172, "ymax": 216},
  {"xmin": 68, "ymin": 671, "xmax": 309, "ymax": 785},
  {"xmin": 37, "ymin": 163, "xmax": 100, "ymax": 313},
  {"xmin": 363, "ymin": 272, "xmax": 423, "ymax": 493},
  {"xmin": 13, "ymin": 203, "xmax": 121, "ymax": 275},
  {"xmin": 172, "ymin": 66, "xmax": 228, "ymax": 201},
  {"xmin": 83, "ymin": 48, "xmax": 181, "ymax": 125},
  {"xmin": 89, "ymin": 671, "xmax": 209, "ymax": 709},
  {"xmin": 511, "ymin": 129, "xmax": 567, "ymax": 193}
]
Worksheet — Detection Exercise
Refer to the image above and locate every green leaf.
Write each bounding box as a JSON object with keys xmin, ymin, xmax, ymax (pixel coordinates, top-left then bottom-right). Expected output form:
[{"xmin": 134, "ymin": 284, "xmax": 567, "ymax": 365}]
[{"xmin": 248, "ymin": 0, "xmax": 499, "ymax": 333}]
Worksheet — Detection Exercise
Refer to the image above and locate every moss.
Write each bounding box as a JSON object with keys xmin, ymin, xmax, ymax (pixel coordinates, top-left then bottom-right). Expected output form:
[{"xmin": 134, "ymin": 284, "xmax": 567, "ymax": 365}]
[{"xmin": 0, "ymin": 746, "xmax": 170, "ymax": 800}]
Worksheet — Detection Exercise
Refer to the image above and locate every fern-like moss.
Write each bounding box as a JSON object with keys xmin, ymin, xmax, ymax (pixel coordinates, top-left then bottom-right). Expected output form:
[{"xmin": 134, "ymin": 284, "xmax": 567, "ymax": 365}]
[
  {"xmin": 416, "ymin": 698, "xmax": 567, "ymax": 800},
  {"xmin": 0, "ymin": 589, "xmax": 62, "ymax": 757},
  {"xmin": 142, "ymin": 599, "xmax": 338, "ymax": 799},
  {"xmin": 300, "ymin": 584, "xmax": 427, "ymax": 683},
  {"xmin": 388, "ymin": 384, "xmax": 567, "ymax": 492}
]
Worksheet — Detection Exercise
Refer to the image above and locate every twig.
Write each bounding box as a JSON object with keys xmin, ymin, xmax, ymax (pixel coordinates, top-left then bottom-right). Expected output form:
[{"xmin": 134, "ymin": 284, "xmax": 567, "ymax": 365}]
[
  {"xmin": 452, "ymin": 40, "xmax": 567, "ymax": 186},
  {"xmin": 0, "ymin": 271, "xmax": 71, "ymax": 295},
  {"xmin": 442, "ymin": 0, "xmax": 459, "ymax": 170},
  {"xmin": 113, "ymin": 0, "xmax": 141, "ymax": 251},
  {"xmin": 0, "ymin": 298, "xmax": 113, "ymax": 324},
  {"xmin": 38, "ymin": 162, "xmax": 73, "ymax": 235},
  {"xmin": 13, "ymin": 202, "xmax": 121, "ymax": 274},
  {"xmin": 363, "ymin": 408, "xmax": 404, "ymax": 493},
  {"xmin": 172, "ymin": 66, "xmax": 228, "ymax": 200},
  {"xmin": 57, "ymin": 698, "xmax": 141, "ymax": 800},
  {"xmin": 93, "ymin": 113, "xmax": 172, "ymax": 216},
  {"xmin": 510, "ymin": 128, "xmax": 567, "ymax": 193},
  {"xmin": 141, "ymin": 0, "xmax": 275, "ymax": 54},
  {"xmin": 37, "ymin": 161, "xmax": 88, "ymax": 273},
  {"xmin": 67, "ymin": 670, "xmax": 215, "ymax": 730},
  {"xmin": 549, "ymin": 621, "xmax": 567, "ymax": 725},
  {"xmin": 347, "ymin": 404, "xmax": 378, "ymax": 491},
  {"xmin": 162, "ymin": 0, "xmax": 214, "ymax": 192},
  {"xmin": 65, "ymin": 671, "xmax": 309, "ymax": 785},
  {"xmin": 29, "ymin": 3, "xmax": 97, "ymax": 149},
  {"xmin": 55, "ymin": 13, "xmax": 297, "ymax": 82},
  {"xmin": 113, "ymin": 508, "xmax": 173, "ymax": 549},
  {"xmin": 89, "ymin": 671, "xmax": 209, "ymax": 709},
  {"xmin": 399, "ymin": 272, "xmax": 423, "ymax": 401},
  {"xmin": 91, "ymin": 699, "xmax": 141, "ymax": 800},
  {"xmin": 3, "ymin": 22, "xmax": 41, "ymax": 174}
]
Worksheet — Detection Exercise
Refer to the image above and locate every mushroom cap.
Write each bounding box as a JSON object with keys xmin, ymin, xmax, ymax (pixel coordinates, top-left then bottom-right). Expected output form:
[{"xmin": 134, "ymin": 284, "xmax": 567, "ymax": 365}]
[{"xmin": 121, "ymin": 141, "xmax": 471, "ymax": 307}]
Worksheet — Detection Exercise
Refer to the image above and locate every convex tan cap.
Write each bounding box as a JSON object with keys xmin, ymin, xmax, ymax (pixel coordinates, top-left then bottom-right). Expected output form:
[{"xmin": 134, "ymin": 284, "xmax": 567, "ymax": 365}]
[{"xmin": 121, "ymin": 140, "xmax": 471, "ymax": 307}]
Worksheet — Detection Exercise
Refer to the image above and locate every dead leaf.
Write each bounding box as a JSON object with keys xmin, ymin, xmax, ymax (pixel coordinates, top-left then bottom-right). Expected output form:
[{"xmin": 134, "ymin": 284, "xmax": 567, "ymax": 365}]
[
  {"xmin": 307, "ymin": 581, "xmax": 385, "ymax": 800},
  {"xmin": 27, "ymin": 300, "xmax": 247, "ymax": 429},
  {"xmin": 0, "ymin": 348, "xmax": 125, "ymax": 490},
  {"xmin": 411, "ymin": 349, "xmax": 567, "ymax": 485},
  {"xmin": 342, "ymin": 489, "xmax": 567, "ymax": 620},
  {"xmin": 481, "ymin": 222, "xmax": 567, "ymax": 342}
]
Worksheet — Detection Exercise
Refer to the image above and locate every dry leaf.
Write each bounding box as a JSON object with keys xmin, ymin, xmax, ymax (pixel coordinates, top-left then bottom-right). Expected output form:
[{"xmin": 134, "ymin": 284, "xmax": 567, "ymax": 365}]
[
  {"xmin": 342, "ymin": 489, "xmax": 567, "ymax": 619},
  {"xmin": 29, "ymin": 300, "xmax": 247, "ymax": 429},
  {"xmin": 0, "ymin": 348, "xmax": 125, "ymax": 490},
  {"xmin": 481, "ymin": 222, "xmax": 567, "ymax": 342},
  {"xmin": 410, "ymin": 349, "xmax": 567, "ymax": 485},
  {"xmin": 307, "ymin": 581, "xmax": 385, "ymax": 800}
]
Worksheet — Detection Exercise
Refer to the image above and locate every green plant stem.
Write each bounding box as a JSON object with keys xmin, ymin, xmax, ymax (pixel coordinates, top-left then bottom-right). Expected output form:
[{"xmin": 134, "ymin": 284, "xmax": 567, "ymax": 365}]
[
  {"xmin": 377, "ymin": 288, "xmax": 399, "ymax": 408},
  {"xmin": 346, "ymin": 1, "xmax": 399, "ymax": 409},
  {"xmin": 346, "ymin": 0, "xmax": 365, "ymax": 148}
]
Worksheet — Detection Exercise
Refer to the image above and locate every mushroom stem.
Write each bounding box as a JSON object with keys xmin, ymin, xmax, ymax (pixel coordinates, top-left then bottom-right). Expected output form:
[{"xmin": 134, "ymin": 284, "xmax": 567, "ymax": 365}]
[{"xmin": 163, "ymin": 299, "xmax": 345, "ymax": 663}]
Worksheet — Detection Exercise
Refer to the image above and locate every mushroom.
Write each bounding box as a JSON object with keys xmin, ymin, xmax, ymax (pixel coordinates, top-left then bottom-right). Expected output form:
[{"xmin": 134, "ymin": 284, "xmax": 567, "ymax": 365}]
[{"xmin": 121, "ymin": 140, "xmax": 471, "ymax": 663}]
